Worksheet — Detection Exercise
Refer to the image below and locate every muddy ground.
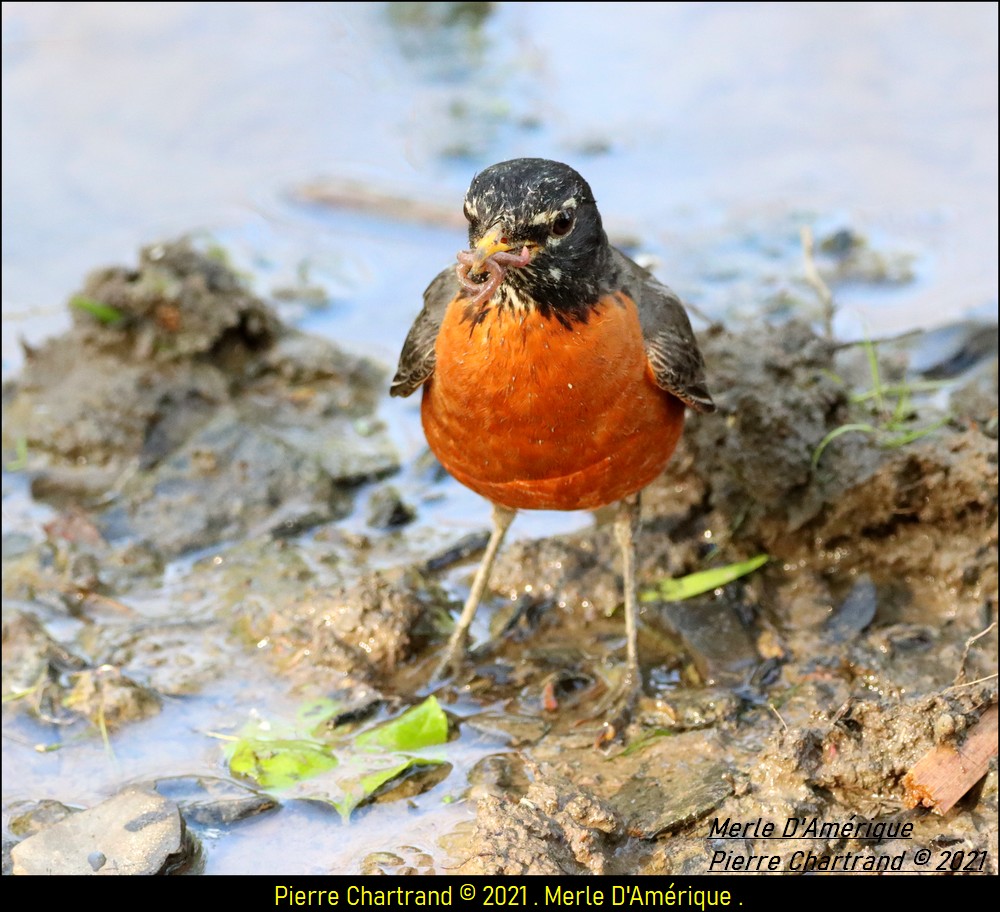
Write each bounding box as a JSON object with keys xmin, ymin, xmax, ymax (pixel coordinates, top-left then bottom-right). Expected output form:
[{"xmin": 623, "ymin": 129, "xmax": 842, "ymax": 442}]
[{"xmin": 2, "ymin": 239, "xmax": 997, "ymax": 875}]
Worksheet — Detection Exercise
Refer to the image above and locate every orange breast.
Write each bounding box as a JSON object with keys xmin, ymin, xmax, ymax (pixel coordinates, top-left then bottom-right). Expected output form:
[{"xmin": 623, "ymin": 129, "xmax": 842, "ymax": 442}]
[{"xmin": 421, "ymin": 293, "xmax": 686, "ymax": 511}]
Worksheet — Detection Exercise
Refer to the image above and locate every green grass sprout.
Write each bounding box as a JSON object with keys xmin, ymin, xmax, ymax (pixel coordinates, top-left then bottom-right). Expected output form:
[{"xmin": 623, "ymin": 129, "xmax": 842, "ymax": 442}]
[
  {"xmin": 640, "ymin": 554, "xmax": 769, "ymax": 603},
  {"xmin": 69, "ymin": 295, "xmax": 124, "ymax": 324}
]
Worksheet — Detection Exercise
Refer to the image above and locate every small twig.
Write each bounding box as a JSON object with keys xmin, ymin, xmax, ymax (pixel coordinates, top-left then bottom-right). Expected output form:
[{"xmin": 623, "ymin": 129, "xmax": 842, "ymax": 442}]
[
  {"xmin": 295, "ymin": 178, "xmax": 466, "ymax": 230},
  {"xmin": 831, "ymin": 328, "xmax": 924, "ymax": 351},
  {"xmin": 943, "ymin": 673, "xmax": 999, "ymax": 694},
  {"xmin": 800, "ymin": 226, "xmax": 835, "ymax": 340},
  {"xmin": 768, "ymin": 702, "xmax": 788, "ymax": 732},
  {"xmin": 953, "ymin": 621, "xmax": 997, "ymax": 686}
]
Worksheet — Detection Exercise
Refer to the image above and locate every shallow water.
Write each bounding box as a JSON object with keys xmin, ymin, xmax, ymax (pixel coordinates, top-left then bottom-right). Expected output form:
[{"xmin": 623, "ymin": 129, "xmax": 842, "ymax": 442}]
[{"xmin": 2, "ymin": 1, "xmax": 997, "ymax": 874}]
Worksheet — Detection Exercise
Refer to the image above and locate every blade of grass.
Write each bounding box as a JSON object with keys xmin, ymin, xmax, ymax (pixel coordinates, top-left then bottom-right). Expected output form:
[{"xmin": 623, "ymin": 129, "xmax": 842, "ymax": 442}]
[
  {"xmin": 850, "ymin": 379, "xmax": 951, "ymax": 403},
  {"xmin": 811, "ymin": 422, "xmax": 878, "ymax": 469},
  {"xmin": 640, "ymin": 554, "xmax": 769, "ymax": 603},
  {"xmin": 613, "ymin": 728, "xmax": 676, "ymax": 758},
  {"xmin": 883, "ymin": 417, "xmax": 949, "ymax": 448},
  {"xmin": 862, "ymin": 337, "xmax": 885, "ymax": 415},
  {"xmin": 69, "ymin": 295, "xmax": 124, "ymax": 324}
]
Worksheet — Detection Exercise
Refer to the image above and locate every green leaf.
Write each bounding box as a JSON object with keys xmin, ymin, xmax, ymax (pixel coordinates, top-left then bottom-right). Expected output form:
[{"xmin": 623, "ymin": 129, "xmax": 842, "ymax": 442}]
[
  {"xmin": 354, "ymin": 695, "xmax": 449, "ymax": 751},
  {"xmin": 640, "ymin": 555, "xmax": 769, "ymax": 603},
  {"xmin": 222, "ymin": 696, "xmax": 451, "ymax": 819},
  {"xmin": 228, "ymin": 737, "xmax": 338, "ymax": 790},
  {"xmin": 331, "ymin": 757, "xmax": 441, "ymax": 821},
  {"xmin": 69, "ymin": 295, "xmax": 124, "ymax": 324},
  {"xmin": 296, "ymin": 697, "xmax": 345, "ymax": 732}
]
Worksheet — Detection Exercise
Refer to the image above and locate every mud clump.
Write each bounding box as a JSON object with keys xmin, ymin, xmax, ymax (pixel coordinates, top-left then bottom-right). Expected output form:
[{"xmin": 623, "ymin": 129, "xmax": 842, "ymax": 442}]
[
  {"xmin": 3, "ymin": 611, "xmax": 160, "ymax": 731},
  {"xmin": 455, "ymin": 763, "xmax": 625, "ymax": 875},
  {"xmin": 2, "ymin": 239, "xmax": 397, "ymax": 560},
  {"xmin": 687, "ymin": 321, "xmax": 997, "ymax": 571},
  {"xmin": 686, "ymin": 321, "xmax": 850, "ymax": 533},
  {"xmin": 241, "ymin": 568, "xmax": 440, "ymax": 690}
]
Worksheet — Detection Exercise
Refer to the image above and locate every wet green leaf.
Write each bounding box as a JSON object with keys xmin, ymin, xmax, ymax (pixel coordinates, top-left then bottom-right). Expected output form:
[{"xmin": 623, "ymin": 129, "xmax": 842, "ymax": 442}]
[
  {"xmin": 296, "ymin": 697, "xmax": 344, "ymax": 731},
  {"xmin": 640, "ymin": 555, "xmax": 769, "ymax": 603},
  {"xmin": 354, "ymin": 695, "xmax": 448, "ymax": 751},
  {"xmin": 69, "ymin": 295, "xmax": 124, "ymax": 324},
  {"xmin": 330, "ymin": 757, "xmax": 443, "ymax": 821},
  {"xmin": 223, "ymin": 696, "xmax": 450, "ymax": 819},
  {"xmin": 228, "ymin": 737, "xmax": 338, "ymax": 790}
]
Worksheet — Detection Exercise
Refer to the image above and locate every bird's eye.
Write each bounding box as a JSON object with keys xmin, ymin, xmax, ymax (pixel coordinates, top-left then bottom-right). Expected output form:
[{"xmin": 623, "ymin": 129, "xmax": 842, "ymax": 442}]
[
  {"xmin": 551, "ymin": 209, "xmax": 575, "ymax": 237},
  {"xmin": 463, "ymin": 201, "xmax": 477, "ymax": 225}
]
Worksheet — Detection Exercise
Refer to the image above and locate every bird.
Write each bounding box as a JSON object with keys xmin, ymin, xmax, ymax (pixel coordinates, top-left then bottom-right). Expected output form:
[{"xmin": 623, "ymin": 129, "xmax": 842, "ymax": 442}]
[{"xmin": 391, "ymin": 158, "xmax": 714, "ymax": 740}]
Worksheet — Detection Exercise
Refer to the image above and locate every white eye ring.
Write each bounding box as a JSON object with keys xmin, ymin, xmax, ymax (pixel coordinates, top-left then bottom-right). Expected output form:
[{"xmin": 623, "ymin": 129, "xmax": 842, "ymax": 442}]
[{"xmin": 551, "ymin": 209, "xmax": 575, "ymax": 237}]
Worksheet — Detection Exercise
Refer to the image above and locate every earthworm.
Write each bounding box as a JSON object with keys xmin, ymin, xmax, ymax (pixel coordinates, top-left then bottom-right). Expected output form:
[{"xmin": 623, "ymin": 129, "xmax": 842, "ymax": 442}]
[{"xmin": 455, "ymin": 246, "xmax": 531, "ymax": 307}]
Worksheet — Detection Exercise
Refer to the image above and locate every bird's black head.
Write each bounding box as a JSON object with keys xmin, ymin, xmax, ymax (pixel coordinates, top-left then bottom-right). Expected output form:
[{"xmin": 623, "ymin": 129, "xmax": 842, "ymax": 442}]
[{"xmin": 460, "ymin": 158, "xmax": 612, "ymax": 318}]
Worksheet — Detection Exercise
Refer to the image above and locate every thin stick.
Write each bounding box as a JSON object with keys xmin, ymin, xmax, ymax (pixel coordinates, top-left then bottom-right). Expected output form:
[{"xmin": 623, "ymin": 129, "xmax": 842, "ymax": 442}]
[
  {"xmin": 801, "ymin": 226, "xmax": 835, "ymax": 341},
  {"xmin": 954, "ymin": 621, "xmax": 997, "ymax": 686}
]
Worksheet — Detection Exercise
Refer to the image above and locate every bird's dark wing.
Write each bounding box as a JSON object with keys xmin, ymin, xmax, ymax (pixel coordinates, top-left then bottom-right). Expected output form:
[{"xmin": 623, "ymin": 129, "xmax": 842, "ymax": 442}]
[
  {"xmin": 611, "ymin": 248, "xmax": 715, "ymax": 413},
  {"xmin": 390, "ymin": 267, "xmax": 458, "ymax": 398}
]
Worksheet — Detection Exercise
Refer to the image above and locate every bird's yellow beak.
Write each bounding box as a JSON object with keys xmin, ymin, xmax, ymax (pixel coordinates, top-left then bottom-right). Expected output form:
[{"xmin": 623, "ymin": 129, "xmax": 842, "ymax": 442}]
[{"xmin": 468, "ymin": 227, "xmax": 515, "ymax": 275}]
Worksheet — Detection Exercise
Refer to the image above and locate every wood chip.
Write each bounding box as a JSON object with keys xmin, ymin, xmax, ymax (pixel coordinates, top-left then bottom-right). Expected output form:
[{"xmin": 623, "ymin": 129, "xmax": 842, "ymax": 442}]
[
  {"xmin": 295, "ymin": 179, "xmax": 465, "ymax": 229},
  {"xmin": 903, "ymin": 703, "xmax": 998, "ymax": 815}
]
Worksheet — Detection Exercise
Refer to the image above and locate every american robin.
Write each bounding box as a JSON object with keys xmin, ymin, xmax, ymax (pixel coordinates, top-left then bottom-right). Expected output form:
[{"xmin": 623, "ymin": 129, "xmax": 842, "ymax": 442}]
[{"xmin": 391, "ymin": 158, "xmax": 714, "ymax": 738}]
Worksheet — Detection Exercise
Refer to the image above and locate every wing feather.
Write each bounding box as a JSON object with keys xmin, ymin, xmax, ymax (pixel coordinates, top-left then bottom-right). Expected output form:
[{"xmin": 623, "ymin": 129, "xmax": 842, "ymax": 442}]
[
  {"xmin": 389, "ymin": 267, "xmax": 457, "ymax": 398},
  {"xmin": 611, "ymin": 248, "xmax": 715, "ymax": 413}
]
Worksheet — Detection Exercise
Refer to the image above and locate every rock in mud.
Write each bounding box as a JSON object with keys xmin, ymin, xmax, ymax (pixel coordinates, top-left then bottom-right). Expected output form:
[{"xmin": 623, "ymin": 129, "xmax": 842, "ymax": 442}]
[
  {"xmin": 646, "ymin": 590, "xmax": 760, "ymax": 688},
  {"xmin": 806, "ymin": 687, "xmax": 997, "ymax": 812},
  {"xmin": 10, "ymin": 785, "xmax": 196, "ymax": 875},
  {"xmin": 366, "ymin": 486, "xmax": 417, "ymax": 530},
  {"xmin": 684, "ymin": 321, "xmax": 851, "ymax": 536},
  {"xmin": 359, "ymin": 846, "xmax": 436, "ymax": 875},
  {"xmin": 154, "ymin": 775, "xmax": 278, "ymax": 827},
  {"xmin": 614, "ymin": 761, "xmax": 733, "ymax": 838},
  {"xmin": 687, "ymin": 320, "xmax": 998, "ymax": 568},
  {"xmin": 2, "ymin": 611, "xmax": 91, "ymax": 726}
]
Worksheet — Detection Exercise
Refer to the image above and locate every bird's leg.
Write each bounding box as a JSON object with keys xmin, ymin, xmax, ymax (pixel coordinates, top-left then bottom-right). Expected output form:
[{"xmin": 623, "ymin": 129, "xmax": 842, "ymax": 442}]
[
  {"xmin": 433, "ymin": 503, "xmax": 516, "ymax": 681},
  {"xmin": 597, "ymin": 494, "xmax": 643, "ymax": 745}
]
